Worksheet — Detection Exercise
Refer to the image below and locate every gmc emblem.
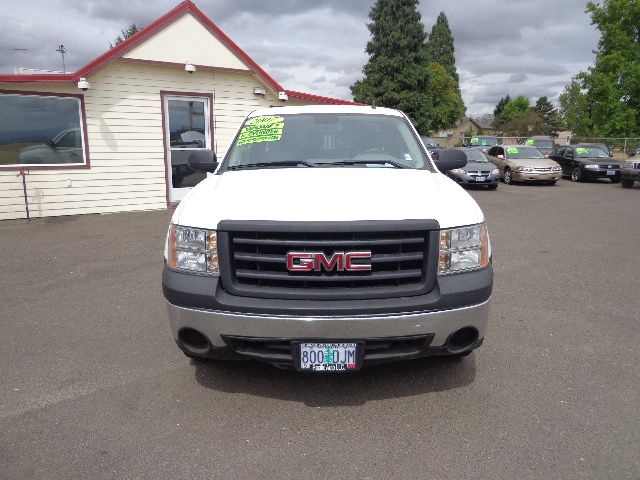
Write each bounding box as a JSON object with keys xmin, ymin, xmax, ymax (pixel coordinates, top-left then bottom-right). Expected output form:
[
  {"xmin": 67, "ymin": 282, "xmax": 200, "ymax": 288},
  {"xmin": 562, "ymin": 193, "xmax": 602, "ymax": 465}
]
[{"xmin": 286, "ymin": 251, "xmax": 372, "ymax": 272}]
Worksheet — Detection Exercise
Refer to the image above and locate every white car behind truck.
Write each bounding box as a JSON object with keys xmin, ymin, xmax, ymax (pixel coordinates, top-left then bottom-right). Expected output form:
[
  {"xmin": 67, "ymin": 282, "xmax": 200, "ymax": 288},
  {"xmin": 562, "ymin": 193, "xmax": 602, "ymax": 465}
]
[{"xmin": 162, "ymin": 105, "xmax": 493, "ymax": 372}]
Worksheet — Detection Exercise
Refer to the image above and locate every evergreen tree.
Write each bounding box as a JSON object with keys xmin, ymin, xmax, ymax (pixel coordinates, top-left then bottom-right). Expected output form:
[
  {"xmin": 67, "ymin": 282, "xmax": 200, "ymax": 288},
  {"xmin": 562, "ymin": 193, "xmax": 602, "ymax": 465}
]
[
  {"xmin": 351, "ymin": 0, "xmax": 432, "ymax": 133},
  {"xmin": 110, "ymin": 23, "xmax": 144, "ymax": 48},
  {"xmin": 425, "ymin": 12, "xmax": 459, "ymax": 86},
  {"xmin": 493, "ymin": 95, "xmax": 510, "ymax": 126},
  {"xmin": 532, "ymin": 96, "xmax": 562, "ymax": 134}
]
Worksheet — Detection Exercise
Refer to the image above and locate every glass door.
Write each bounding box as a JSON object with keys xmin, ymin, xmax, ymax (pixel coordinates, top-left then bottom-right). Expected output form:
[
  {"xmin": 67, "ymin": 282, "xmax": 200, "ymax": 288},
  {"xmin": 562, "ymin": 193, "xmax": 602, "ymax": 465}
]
[{"xmin": 163, "ymin": 95, "xmax": 211, "ymax": 202}]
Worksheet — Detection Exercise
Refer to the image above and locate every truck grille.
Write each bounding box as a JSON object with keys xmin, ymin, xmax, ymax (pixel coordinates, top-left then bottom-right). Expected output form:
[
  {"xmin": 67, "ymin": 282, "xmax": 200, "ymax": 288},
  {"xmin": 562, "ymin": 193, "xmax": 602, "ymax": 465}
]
[{"xmin": 217, "ymin": 220, "xmax": 438, "ymax": 300}]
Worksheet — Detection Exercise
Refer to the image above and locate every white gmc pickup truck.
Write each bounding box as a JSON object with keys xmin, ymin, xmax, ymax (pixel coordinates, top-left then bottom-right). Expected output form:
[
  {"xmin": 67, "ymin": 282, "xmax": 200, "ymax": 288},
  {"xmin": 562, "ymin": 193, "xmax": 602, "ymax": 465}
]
[{"xmin": 162, "ymin": 105, "xmax": 492, "ymax": 372}]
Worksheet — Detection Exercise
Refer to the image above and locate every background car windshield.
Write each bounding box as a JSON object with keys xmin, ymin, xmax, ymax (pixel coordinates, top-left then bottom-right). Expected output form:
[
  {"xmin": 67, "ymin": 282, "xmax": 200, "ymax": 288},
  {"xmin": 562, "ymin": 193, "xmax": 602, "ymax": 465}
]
[
  {"xmin": 225, "ymin": 113, "xmax": 431, "ymax": 170},
  {"xmin": 505, "ymin": 147, "xmax": 544, "ymax": 159},
  {"xmin": 421, "ymin": 136, "xmax": 437, "ymax": 146},
  {"xmin": 575, "ymin": 147, "xmax": 608, "ymax": 158},
  {"xmin": 470, "ymin": 136, "xmax": 498, "ymax": 146},
  {"xmin": 532, "ymin": 140, "xmax": 553, "ymax": 148},
  {"xmin": 464, "ymin": 149, "xmax": 488, "ymax": 162}
]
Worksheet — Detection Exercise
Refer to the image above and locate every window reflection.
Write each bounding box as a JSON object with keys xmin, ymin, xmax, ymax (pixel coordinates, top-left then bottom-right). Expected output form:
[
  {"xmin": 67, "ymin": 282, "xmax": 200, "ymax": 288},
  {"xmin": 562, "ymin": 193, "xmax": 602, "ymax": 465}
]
[{"xmin": 0, "ymin": 94, "xmax": 85, "ymax": 166}]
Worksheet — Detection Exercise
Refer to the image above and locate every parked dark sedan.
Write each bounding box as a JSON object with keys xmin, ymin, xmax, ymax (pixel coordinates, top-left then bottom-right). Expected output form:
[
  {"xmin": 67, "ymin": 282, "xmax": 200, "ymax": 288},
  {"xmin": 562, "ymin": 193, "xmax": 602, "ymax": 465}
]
[
  {"xmin": 551, "ymin": 145, "xmax": 622, "ymax": 182},
  {"xmin": 447, "ymin": 147, "xmax": 500, "ymax": 189}
]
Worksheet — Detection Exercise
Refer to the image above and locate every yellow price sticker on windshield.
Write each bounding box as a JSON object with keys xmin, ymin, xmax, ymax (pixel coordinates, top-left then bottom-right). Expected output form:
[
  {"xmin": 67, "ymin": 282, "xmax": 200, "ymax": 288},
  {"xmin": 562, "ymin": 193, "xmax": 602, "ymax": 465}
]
[{"xmin": 238, "ymin": 115, "xmax": 284, "ymax": 145}]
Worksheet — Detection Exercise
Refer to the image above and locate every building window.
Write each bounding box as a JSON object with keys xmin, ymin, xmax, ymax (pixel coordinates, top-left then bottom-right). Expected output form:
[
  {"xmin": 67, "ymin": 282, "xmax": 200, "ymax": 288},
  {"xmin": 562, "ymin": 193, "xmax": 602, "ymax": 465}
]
[{"xmin": 0, "ymin": 92, "xmax": 88, "ymax": 168}]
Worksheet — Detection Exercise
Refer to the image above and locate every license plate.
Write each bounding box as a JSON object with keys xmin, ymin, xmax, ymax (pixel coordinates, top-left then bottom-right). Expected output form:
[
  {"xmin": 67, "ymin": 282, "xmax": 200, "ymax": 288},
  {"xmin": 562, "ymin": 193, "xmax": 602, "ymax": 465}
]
[
  {"xmin": 476, "ymin": 176, "xmax": 485, "ymax": 182},
  {"xmin": 607, "ymin": 170, "xmax": 615, "ymax": 175},
  {"xmin": 296, "ymin": 342, "xmax": 360, "ymax": 372}
]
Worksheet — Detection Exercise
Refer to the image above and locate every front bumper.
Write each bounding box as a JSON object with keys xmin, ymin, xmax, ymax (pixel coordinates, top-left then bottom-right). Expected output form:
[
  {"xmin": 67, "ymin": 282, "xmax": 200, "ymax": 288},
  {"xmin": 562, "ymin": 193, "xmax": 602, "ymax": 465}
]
[
  {"xmin": 512, "ymin": 171, "xmax": 560, "ymax": 181},
  {"xmin": 167, "ymin": 298, "xmax": 490, "ymax": 366},
  {"xmin": 163, "ymin": 263, "xmax": 492, "ymax": 366},
  {"xmin": 450, "ymin": 173, "xmax": 499, "ymax": 185},
  {"xmin": 583, "ymin": 169, "xmax": 620, "ymax": 179}
]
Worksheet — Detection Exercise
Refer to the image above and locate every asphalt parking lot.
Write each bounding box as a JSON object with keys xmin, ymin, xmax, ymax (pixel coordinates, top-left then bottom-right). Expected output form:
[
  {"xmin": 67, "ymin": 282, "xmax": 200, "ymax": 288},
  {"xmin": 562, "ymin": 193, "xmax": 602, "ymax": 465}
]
[{"xmin": 1, "ymin": 178, "xmax": 639, "ymax": 479}]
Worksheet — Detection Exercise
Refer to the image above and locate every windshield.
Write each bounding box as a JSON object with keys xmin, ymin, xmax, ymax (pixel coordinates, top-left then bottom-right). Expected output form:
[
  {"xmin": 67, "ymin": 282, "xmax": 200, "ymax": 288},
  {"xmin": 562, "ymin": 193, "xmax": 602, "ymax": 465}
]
[
  {"xmin": 575, "ymin": 146, "xmax": 608, "ymax": 158},
  {"xmin": 470, "ymin": 136, "xmax": 498, "ymax": 147},
  {"xmin": 526, "ymin": 139, "xmax": 553, "ymax": 148},
  {"xmin": 463, "ymin": 149, "xmax": 488, "ymax": 162},
  {"xmin": 224, "ymin": 113, "xmax": 432, "ymax": 170},
  {"xmin": 505, "ymin": 146, "xmax": 545, "ymax": 159}
]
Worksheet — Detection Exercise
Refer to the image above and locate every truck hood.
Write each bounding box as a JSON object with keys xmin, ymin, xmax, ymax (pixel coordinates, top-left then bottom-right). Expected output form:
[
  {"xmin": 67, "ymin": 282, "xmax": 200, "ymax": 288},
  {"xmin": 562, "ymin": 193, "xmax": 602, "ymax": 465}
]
[{"xmin": 173, "ymin": 168, "xmax": 485, "ymax": 230}]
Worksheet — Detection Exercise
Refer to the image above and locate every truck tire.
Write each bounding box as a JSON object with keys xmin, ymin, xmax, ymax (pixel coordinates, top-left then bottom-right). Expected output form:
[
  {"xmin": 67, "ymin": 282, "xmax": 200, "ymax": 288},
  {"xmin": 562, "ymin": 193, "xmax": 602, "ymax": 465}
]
[{"xmin": 621, "ymin": 178, "xmax": 634, "ymax": 188}]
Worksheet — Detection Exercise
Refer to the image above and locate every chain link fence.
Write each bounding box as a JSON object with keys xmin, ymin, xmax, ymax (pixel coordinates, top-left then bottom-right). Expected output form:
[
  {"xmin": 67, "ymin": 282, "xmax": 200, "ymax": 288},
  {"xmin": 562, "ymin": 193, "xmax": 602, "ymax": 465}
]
[{"xmin": 437, "ymin": 135, "xmax": 640, "ymax": 159}]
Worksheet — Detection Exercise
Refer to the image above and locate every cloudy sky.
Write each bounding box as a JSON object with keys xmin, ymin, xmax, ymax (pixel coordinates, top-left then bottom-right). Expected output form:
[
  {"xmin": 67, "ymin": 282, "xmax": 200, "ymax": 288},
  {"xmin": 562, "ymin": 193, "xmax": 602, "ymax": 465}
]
[{"xmin": 1, "ymin": 0, "xmax": 600, "ymax": 113}]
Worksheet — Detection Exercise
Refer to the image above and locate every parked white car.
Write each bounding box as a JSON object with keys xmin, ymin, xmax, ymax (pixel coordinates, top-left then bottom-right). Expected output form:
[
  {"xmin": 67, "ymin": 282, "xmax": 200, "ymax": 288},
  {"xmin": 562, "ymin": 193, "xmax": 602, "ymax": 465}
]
[{"xmin": 162, "ymin": 105, "xmax": 493, "ymax": 372}]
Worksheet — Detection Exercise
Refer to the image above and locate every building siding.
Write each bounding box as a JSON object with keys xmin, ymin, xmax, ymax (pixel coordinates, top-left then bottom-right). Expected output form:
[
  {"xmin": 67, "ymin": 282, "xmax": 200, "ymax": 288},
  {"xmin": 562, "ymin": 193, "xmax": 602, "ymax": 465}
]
[{"xmin": 0, "ymin": 60, "xmax": 313, "ymax": 220}]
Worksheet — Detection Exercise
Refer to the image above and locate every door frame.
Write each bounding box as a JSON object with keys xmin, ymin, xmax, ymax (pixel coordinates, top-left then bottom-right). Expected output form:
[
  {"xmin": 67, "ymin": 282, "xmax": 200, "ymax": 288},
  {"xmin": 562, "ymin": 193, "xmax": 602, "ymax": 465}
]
[{"xmin": 160, "ymin": 90, "xmax": 214, "ymax": 206}]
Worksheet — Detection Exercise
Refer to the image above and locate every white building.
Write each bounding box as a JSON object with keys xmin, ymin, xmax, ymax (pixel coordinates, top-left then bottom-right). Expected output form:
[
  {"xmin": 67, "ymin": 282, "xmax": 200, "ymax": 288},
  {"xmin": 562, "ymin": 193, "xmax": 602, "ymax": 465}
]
[{"xmin": 0, "ymin": 1, "xmax": 356, "ymax": 220}]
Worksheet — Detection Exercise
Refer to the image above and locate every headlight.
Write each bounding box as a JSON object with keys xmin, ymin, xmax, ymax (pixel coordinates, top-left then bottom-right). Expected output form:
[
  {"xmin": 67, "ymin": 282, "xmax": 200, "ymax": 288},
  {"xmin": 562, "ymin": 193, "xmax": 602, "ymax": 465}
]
[
  {"xmin": 167, "ymin": 225, "xmax": 219, "ymax": 276},
  {"xmin": 450, "ymin": 168, "xmax": 465, "ymax": 175},
  {"xmin": 491, "ymin": 168, "xmax": 499, "ymax": 175},
  {"xmin": 439, "ymin": 223, "xmax": 490, "ymax": 275},
  {"xmin": 585, "ymin": 164, "xmax": 599, "ymax": 169},
  {"xmin": 516, "ymin": 166, "xmax": 533, "ymax": 172},
  {"xmin": 552, "ymin": 166, "xmax": 562, "ymax": 171}
]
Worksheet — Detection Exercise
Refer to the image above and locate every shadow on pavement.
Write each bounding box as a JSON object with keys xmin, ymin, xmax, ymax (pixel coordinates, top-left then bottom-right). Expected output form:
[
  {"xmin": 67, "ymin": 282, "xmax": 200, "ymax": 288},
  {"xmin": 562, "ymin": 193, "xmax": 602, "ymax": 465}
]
[{"xmin": 192, "ymin": 354, "xmax": 476, "ymax": 406}]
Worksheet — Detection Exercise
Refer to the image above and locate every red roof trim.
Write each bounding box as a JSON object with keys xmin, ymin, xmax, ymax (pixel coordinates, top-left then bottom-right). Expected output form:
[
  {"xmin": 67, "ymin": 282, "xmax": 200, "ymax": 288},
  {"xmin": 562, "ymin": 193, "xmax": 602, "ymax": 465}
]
[
  {"xmin": 0, "ymin": 1, "xmax": 357, "ymax": 106},
  {"xmin": 0, "ymin": 0, "xmax": 284, "ymax": 92},
  {"xmin": 285, "ymin": 90, "xmax": 363, "ymax": 106}
]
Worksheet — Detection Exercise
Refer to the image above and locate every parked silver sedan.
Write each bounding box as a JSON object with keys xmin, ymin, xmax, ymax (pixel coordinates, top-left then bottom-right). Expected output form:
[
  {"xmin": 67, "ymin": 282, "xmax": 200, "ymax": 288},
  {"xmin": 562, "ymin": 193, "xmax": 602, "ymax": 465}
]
[{"xmin": 486, "ymin": 145, "xmax": 562, "ymax": 185}]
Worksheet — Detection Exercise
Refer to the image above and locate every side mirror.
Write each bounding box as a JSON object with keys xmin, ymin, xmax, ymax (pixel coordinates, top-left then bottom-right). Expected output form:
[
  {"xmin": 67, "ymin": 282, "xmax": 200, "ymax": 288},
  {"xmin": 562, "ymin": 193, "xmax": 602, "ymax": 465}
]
[
  {"xmin": 188, "ymin": 149, "xmax": 218, "ymax": 173},
  {"xmin": 434, "ymin": 148, "xmax": 467, "ymax": 171},
  {"xmin": 497, "ymin": 154, "xmax": 504, "ymax": 159}
]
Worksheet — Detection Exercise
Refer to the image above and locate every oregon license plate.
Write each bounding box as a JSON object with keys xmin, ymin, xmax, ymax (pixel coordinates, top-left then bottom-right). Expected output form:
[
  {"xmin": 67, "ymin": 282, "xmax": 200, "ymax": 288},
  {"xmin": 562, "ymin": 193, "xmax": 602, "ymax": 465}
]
[
  {"xmin": 476, "ymin": 176, "xmax": 486, "ymax": 182},
  {"xmin": 607, "ymin": 170, "xmax": 615, "ymax": 175},
  {"xmin": 296, "ymin": 342, "xmax": 360, "ymax": 372}
]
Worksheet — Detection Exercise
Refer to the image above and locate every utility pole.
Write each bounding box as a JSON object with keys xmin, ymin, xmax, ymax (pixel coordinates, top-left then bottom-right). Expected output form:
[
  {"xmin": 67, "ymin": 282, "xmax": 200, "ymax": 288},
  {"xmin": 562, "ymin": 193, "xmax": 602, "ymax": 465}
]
[{"xmin": 56, "ymin": 44, "xmax": 67, "ymax": 73}]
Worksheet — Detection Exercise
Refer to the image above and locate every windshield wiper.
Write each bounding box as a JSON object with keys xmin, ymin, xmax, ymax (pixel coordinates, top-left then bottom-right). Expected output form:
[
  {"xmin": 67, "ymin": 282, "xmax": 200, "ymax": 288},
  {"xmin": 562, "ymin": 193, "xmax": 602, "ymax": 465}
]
[
  {"xmin": 320, "ymin": 159, "xmax": 409, "ymax": 169},
  {"xmin": 228, "ymin": 160, "xmax": 317, "ymax": 170}
]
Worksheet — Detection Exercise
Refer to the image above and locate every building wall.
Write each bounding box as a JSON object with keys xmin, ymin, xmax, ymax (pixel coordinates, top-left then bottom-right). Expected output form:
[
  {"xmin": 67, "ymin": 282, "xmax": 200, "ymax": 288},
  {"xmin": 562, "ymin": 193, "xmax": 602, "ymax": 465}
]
[
  {"xmin": 122, "ymin": 13, "xmax": 248, "ymax": 70},
  {"xmin": 0, "ymin": 61, "xmax": 314, "ymax": 221}
]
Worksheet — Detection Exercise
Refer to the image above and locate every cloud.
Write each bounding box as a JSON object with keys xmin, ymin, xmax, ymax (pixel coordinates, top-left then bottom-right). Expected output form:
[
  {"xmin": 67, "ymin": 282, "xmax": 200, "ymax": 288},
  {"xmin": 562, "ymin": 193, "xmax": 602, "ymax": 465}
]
[{"xmin": 0, "ymin": 0, "xmax": 600, "ymax": 112}]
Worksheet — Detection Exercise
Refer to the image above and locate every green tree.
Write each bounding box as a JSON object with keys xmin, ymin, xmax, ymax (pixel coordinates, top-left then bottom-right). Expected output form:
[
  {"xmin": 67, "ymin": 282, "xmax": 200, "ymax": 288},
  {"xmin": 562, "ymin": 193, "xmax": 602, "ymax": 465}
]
[
  {"xmin": 110, "ymin": 23, "xmax": 144, "ymax": 48},
  {"xmin": 532, "ymin": 96, "xmax": 562, "ymax": 135},
  {"xmin": 351, "ymin": 0, "xmax": 432, "ymax": 133},
  {"xmin": 501, "ymin": 110, "xmax": 547, "ymax": 137},
  {"xmin": 558, "ymin": 0, "xmax": 640, "ymax": 137},
  {"xmin": 425, "ymin": 12, "xmax": 460, "ymax": 86},
  {"xmin": 493, "ymin": 95, "xmax": 511, "ymax": 127},
  {"xmin": 425, "ymin": 62, "xmax": 465, "ymax": 132},
  {"xmin": 559, "ymin": 78, "xmax": 593, "ymax": 137},
  {"xmin": 498, "ymin": 96, "xmax": 530, "ymax": 127}
]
